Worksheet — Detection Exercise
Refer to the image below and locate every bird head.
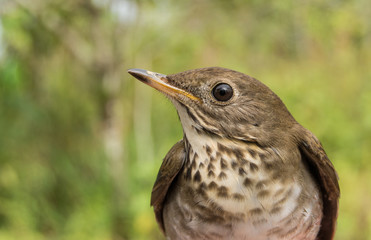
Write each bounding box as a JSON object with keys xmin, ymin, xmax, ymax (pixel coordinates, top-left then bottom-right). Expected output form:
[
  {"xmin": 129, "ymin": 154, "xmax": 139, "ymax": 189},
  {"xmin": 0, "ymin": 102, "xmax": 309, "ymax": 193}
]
[{"xmin": 128, "ymin": 67, "xmax": 296, "ymax": 147}]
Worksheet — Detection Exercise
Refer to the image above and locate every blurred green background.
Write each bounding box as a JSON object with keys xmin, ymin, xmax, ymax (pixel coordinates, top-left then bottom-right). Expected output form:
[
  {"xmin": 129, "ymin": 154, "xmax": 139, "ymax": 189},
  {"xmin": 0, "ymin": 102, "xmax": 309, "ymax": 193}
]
[{"xmin": 0, "ymin": 0, "xmax": 370, "ymax": 239}]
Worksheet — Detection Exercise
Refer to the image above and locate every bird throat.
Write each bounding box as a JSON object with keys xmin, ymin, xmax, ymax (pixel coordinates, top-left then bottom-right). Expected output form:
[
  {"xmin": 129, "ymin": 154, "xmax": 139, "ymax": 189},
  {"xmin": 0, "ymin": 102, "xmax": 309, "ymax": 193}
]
[{"xmin": 173, "ymin": 103, "xmax": 323, "ymax": 239}]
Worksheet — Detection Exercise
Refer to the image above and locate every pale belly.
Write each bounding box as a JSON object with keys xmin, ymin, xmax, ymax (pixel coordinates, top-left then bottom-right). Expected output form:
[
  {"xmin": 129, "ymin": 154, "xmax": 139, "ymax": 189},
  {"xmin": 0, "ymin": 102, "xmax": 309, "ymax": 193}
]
[
  {"xmin": 163, "ymin": 184, "xmax": 323, "ymax": 240},
  {"xmin": 162, "ymin": 141, "xmax": 323, "ymax": 240}
]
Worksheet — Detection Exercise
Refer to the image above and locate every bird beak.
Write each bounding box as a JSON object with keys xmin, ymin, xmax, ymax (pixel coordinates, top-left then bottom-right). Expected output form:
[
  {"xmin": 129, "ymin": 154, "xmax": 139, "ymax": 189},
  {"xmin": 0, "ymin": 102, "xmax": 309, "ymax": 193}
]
[{"xmin": 128, "ymin": 68, "xmax": 200, "ymax": 102}]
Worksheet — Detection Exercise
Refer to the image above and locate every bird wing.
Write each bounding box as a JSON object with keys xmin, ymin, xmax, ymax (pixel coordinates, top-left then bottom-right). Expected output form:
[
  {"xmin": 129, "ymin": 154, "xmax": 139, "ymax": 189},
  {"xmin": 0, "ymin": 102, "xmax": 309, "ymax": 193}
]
[
  {"xmin": 150, "ymin": 140, "xmax": 186, "ymax": 233},
  {"xmin": 298, "ymin": 128, "xmax": 340, "ymax": 240}
]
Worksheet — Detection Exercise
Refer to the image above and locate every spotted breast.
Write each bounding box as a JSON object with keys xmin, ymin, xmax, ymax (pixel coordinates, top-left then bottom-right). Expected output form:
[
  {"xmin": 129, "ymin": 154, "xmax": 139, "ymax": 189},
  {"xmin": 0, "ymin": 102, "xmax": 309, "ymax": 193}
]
[{"xmin": 162, "ymin": 103, "xmax": 323, "ymax": 240}]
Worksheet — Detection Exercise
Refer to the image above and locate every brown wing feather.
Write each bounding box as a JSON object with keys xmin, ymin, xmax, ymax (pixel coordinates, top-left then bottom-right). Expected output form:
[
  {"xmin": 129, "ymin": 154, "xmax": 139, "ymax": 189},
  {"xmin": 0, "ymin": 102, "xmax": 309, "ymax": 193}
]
[
  {"xmin": 150, "ymin": 140, "xmax": 186, "ymax": 233},
  {"xmin": 298, "ymin": 128, "xmax": 340, "ymax": 240}
]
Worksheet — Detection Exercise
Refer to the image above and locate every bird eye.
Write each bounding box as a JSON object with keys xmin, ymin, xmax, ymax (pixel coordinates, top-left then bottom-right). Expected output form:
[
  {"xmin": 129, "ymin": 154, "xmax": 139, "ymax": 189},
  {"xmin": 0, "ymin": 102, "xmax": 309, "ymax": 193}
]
[{"xmin": 212, "ymin": 83, "xmax": 233, "ymax": 102}]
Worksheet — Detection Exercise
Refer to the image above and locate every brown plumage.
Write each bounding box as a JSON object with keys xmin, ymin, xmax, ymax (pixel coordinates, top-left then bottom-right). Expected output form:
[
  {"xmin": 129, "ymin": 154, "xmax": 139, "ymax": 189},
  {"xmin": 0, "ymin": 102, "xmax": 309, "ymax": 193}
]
[{"xmin": 128, "ymin": 67, "xmax": 340, "ymax": 240}]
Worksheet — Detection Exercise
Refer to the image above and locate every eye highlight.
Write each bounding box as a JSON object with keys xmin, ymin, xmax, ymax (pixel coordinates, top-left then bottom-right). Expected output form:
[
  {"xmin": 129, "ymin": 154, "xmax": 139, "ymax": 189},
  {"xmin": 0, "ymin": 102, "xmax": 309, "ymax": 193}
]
[{"xmin": 212, "ymin": 83, "xmax": 233, "ymax": 102}]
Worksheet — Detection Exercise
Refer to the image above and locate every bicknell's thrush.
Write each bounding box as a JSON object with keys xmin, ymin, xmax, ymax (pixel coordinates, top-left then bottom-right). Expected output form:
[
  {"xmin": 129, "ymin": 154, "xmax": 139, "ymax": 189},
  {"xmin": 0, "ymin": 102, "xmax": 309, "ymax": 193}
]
[{"xmin": 128, "ymin": 67, "xmax": 339, "ymax": 240}]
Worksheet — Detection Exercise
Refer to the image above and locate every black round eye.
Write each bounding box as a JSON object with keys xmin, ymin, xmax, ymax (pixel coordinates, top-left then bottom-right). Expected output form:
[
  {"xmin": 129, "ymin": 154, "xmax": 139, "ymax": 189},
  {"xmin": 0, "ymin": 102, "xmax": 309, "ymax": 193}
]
[{"xmin": 212, "ymin": 83, "xmax": 233, "ymax": 101}]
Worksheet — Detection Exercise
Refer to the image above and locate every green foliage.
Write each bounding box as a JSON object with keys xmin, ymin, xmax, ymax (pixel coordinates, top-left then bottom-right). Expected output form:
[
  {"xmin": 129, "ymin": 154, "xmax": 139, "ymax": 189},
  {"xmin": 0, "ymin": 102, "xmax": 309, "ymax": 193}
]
[{"xmin": 0, "ymin": 0, "xmax": 370, "ymax": 239}]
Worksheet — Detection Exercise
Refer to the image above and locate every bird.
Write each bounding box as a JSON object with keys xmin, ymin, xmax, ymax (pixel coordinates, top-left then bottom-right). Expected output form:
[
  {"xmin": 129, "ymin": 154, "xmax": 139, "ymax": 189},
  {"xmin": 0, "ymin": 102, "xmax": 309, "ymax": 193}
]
[{"xmin": 128, "ymin": 67, "xmax": 340, "ymax": 240}]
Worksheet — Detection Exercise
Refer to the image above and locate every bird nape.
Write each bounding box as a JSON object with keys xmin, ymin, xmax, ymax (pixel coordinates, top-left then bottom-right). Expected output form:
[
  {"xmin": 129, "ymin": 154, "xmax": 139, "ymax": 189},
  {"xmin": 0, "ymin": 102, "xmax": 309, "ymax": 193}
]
[{"xmin": 128, "ymin": 67, "xmax": 339, "ymax": 240}]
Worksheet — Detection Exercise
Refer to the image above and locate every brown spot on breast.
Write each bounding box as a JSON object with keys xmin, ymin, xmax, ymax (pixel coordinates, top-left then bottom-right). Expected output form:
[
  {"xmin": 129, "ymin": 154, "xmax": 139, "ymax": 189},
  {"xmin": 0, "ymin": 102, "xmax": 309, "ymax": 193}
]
[
  {"xmin": 243, "ymin": 177, "xmax": 253, "ymax": 187},
  {"xmin": 207, "ymin": 163, "xmax": 215, "ymax": 171},
  {"xmin": 233, "ymin": 148, "xmax": 244, "ymax": 159},
  {"xmin": 247, "ymin": 148, "xmax": 257, "ymax": 158},
  {"xmin": 184, "ymin": 167, "xmax": 192, "ymax": 181},
  {"xmin": 210, "ymin": 156, "xmax": 217, "ymax": 162},
  {"xmin": 273, "ymin": 188, "xmax": 293, "ymax": 207},
  {"xmin": 193, "ymin": 170, "xmax": 201, "ymax": 183},
  {"xmin": 249, "ymin": 208, "xmax": 263, "ymax": 216},
  {"xmin": 250, "ymin": 162, "xmax": 259, "ymax": 172},
  {"xmin": 270, "ymin": 206, "xmax": 282, "ymax": 215},
  {"xmin": 205, "ymin": 145, "xmax": 212, "ymax": 156},
  {"xmin": 217, "ymin": 143, "xmax": 233, "ymax": 156},
  {"xmin": 218, "ymin": 171, "xmax": 227, "ymax": 180},
  {"xmin": 273, "ymin": 188, "xmax": 285, "ymax": 197},
  {"xmin": 238, "ymin": 167, "xmax": 247, "ymax": 176},
  {"xmin": 208, "ymin": 181, "xmax": 218, "ymax": 190},
  {"xmin": 232, "ymin": 193, "xmax": 245, "ymax": 201},
  {"xmin": 263, "ymin": 161, "xmax": 275, "ymax": 172},
  {"xmin": 209, "ymin": 201, "xmax": 224, "ymax": 212},
  {"xmin": 191, "ymin": 160, "xmax": 196, "ymax": 169},
  {"xmin": 255, "ymin": 180, "xmax": 268, "ymax": 190},
  {"xmin": 199, "ymin": 162, "xmax": 205, "ymax": 169},
  {"xmin": 197, "ymin": 182, "xmax": 208, "ymax": 198},
  {"xmin": 231, "ymin": 161, "xmax": 238, "ymax": 170},
  {"xmin": 199, "ymin": 182, "xmax": 207, "ymax": 189},
  {"xmin": 217, "ymin": 142, "xmax": 226, "ymax": 152},
  {"xmin": 259, "ymin": 152, "xmax": 267, "ymax": 161},
  {"xmin": 257, "ymin": 190, "xmax": 270, "ymax": 199},
  {"xmin": 193, "ymin": 152, "xmax": 199, "ymax": 161},
  {"xmin": 217, "ymin": 186, "xmax": 229, "ymax": 198},
  {"xmin": 220, "ymin": 158, "xmax": 228, "ymax": 169},
  {"xmin": 239, "ymin": 158, "xmax": 249, "ymax": 166},
  {"xmin": 208, "ymin": 170, "xmax": 215, "ymax": 178}
]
